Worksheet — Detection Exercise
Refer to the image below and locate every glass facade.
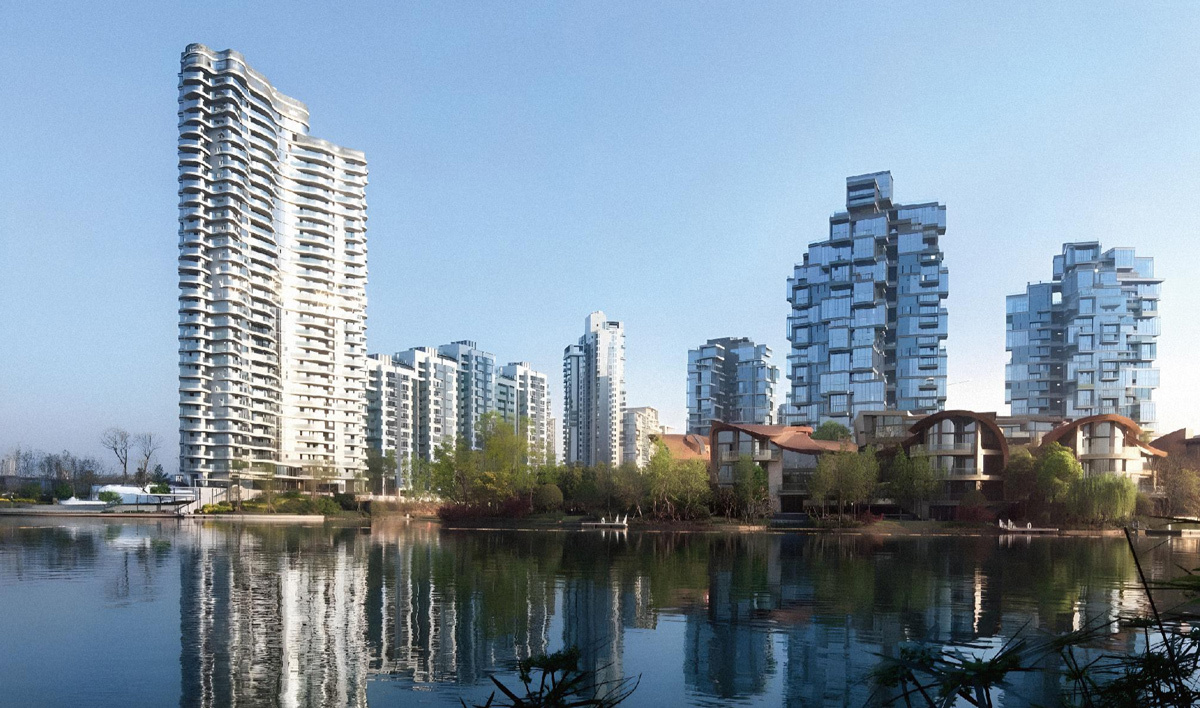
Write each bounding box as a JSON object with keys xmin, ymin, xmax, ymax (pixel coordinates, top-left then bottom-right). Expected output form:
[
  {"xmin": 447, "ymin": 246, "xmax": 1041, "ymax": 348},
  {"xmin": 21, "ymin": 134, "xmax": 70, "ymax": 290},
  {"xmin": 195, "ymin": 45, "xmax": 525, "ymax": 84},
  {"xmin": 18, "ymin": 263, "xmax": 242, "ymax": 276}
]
[
  {"xmin": 785, "ymin": 172, "xmax": 948, "ymax": 428},
  {"xmin": 1005, "ymin": 242, "xmax": 1160, "ymax": 431},
  {"xmin": 687, "ymin": 337, "xmax": 778, "ymax": 435}
]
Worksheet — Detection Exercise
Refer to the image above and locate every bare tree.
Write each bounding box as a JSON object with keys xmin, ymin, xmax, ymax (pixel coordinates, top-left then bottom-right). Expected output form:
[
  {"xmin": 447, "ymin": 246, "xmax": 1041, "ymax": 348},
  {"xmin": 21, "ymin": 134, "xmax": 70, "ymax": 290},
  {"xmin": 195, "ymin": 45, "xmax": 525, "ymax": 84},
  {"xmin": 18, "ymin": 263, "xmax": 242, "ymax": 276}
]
[
  {"xmin": 101, "ymin": 428, "xmax": 131, "ymax": 482},
  {"xmin": 133, "ymin": 433, "xmax": 161, "ymax": 486}
]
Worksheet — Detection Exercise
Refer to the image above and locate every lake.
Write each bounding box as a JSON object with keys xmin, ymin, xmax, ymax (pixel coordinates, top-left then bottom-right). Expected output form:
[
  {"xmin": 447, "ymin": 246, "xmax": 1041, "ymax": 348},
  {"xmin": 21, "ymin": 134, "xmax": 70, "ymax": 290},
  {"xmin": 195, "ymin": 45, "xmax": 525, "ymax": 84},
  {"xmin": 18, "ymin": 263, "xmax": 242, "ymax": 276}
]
[{"xmin": 0, "ymin": 517, "xmax": 1191, "ymax": 707}]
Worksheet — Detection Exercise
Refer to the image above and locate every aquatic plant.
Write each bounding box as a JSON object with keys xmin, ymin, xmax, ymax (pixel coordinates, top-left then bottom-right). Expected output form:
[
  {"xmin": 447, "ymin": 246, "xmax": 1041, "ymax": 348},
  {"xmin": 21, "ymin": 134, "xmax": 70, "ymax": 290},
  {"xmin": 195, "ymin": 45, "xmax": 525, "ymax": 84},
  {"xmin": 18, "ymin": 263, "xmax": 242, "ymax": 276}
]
[{"xmin": 464, "ymin": 646, "xmax": 639, "ymax": 708}]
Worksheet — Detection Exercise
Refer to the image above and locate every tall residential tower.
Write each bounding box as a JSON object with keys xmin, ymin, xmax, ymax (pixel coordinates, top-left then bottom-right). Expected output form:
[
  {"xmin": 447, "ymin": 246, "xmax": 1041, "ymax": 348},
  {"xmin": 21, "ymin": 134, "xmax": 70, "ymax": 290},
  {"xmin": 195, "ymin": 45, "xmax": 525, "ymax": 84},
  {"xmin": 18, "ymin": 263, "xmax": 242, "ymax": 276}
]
[
  {"xmin": 785, "ymin": 172, "xmax": 948, "ymax": 428},
  {"xmin": 1006, "ymin": 242, "xmax": 1161, "ymax": 431},
  {"xmin": 687, "ymin": 337, "xmax": 778, "ymax": 436},
  {"xmin": 177, "ymin": 44, "xmax": 368, "ymax": 488},
  {"xmin": 563, "ymin": 312, "xmax": 626, "ymax": 467}
]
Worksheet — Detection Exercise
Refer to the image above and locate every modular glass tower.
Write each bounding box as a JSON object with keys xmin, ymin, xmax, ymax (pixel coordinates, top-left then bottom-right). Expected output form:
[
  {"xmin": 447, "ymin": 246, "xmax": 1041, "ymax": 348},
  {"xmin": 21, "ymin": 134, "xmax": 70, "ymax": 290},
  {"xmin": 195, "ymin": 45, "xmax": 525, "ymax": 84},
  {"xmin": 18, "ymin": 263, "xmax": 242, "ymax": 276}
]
[
  {"xmin": 687, "ymin": 337, "xmax": 778, "ymax": 436},
  {"xmin": 1006, "ymin": 242, "xmax": 1161, "ymax": 431},
  {"xmin": 563, "ymin": 312, "xmax": 626, "ymax": 467},
  {"xmin": 785, "ymin": 172, "xmax": 948, "ymax": 428},
  {"xmin": 177, "ymin": 44, "xmax": 368, "ymax": 488}
]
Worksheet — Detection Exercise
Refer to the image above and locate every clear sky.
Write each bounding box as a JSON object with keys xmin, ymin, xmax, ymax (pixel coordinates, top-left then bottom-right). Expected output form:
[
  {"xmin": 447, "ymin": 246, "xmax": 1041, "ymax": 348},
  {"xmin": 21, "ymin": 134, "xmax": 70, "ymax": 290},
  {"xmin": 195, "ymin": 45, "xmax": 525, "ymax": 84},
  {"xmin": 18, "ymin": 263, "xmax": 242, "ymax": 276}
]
[{"xmin": 2, "ymin": 1, "xmax": 1198, "ymax": 473}]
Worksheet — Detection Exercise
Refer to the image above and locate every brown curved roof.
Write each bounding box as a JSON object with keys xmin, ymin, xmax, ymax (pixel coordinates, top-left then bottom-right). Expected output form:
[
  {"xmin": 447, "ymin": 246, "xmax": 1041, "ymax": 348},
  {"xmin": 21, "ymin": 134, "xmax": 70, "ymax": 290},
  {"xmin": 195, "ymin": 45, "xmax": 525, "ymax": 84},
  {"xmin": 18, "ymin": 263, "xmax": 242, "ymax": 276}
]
[
  {"xmin": 649, "ymin": 433, "xmax": 709, "ymax": 461},
  {"xmin": 903, "ymin": 409, "xmax": 1010, "ymax": 458},
  {"xmin": 1041, "ymin": 414, "xmax": 1167, "ymax": 457},
  {"xmin": 709, "ymin": 421, "xmax": 856, "ymax": 454}
]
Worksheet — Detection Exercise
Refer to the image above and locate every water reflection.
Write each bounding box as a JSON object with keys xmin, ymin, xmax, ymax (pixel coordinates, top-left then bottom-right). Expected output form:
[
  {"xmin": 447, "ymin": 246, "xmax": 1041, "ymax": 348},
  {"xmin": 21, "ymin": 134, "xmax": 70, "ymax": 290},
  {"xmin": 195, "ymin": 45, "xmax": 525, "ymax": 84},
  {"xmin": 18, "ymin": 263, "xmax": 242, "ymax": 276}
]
[{"xmin": 1, "ymin": 519, "xmax": 1194, "ymax": 707}]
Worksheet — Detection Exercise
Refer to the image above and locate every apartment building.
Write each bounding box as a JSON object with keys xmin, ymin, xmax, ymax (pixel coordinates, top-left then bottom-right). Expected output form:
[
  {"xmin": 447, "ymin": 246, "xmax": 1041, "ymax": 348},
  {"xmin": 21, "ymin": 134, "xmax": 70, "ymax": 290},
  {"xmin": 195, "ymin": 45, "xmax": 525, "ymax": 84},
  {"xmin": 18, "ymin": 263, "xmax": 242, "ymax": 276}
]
[
  {"xmin": 687, "ymin": 337, "xmax": 778, "ymax": 436},
  {"xmin": 1006, "ymin": 242, "xmax": 1161, "ymax": 432},
  {"xmin": 177, "ymin": 44, "xmax": 368, "ymax": 488},
  {"xmin": 785, "ymin": 172, "xmax": 948, "ymax": 429}
]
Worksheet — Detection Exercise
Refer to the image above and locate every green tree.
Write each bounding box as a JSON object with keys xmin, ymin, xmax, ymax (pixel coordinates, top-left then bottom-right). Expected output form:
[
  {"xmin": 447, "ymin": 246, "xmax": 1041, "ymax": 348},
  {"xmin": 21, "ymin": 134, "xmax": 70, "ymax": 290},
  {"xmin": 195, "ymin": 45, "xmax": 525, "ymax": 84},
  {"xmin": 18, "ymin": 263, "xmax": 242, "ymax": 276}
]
[
  {"xmin": 366, "ymin": 449, "xmax": 398, "ymax": 495},
  {"xmin": 812, "ymin": 420, "xmax": 853, "ymax": 442},
  {"xmin": 731, "ymin": 456, "xmax": 770, "ymax": 519},
  {"xmin": 477, "ymin": 412, "xmax": 532, "ymax": 503},
  {"xmin": 1065, "ymin": 473, "xmax": 1136, "ymax": 524},
  {"xmin": 1003, "ymin": 446, "xmax": 1038, "ymax": 503},
  {"xmin": 810, "ymin": 447, "xmax": 878, "ymax": 515},
  {"xmin": 1036, "ymin": 442, "xmax": 1082, "ymax": 503},
  {"xmin": 889, "ymin": 449, "xmax": 939, "ymax": 517}
]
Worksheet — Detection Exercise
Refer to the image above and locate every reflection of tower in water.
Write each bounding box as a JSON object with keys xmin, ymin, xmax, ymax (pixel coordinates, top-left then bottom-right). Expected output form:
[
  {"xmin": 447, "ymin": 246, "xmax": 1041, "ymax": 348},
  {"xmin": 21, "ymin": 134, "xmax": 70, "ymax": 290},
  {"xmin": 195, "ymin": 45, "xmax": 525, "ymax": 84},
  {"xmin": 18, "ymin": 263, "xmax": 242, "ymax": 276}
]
[
  {"xmin": 179, "ymin": 526, "xmax": 371, "ymax": 707},
  {"xmin": 366, "ymin": 526, "xmax": 558, "ymax": 685}
]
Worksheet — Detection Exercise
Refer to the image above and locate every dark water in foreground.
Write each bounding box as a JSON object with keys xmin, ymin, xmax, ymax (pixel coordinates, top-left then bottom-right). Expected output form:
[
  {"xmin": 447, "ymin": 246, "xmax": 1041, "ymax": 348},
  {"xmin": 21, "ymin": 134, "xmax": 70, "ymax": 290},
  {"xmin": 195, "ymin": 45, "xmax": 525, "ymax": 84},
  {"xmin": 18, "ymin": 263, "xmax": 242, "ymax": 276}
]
[{"xmin": 0, "ymin": 518, "xmax": 1193, "ymax": 707}]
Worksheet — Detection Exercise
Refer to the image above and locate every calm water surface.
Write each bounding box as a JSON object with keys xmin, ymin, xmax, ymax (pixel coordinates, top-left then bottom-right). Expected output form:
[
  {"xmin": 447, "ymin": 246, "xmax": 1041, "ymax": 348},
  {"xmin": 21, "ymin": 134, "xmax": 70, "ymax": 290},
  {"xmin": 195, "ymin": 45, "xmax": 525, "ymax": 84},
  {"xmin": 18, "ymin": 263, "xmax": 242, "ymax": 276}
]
[{"xmin": 0, "ymin": 518, "xmax": 1193, "ymax": 707}]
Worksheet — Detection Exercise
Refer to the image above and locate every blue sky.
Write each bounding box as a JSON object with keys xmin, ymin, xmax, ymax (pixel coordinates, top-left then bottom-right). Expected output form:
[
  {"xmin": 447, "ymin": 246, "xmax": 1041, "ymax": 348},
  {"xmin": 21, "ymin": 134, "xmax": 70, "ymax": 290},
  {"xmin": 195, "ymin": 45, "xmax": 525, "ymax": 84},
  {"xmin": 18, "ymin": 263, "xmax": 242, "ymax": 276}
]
[{"xmin": 2, "ymin": 2, "xmax": 1198, "ymax": 472}]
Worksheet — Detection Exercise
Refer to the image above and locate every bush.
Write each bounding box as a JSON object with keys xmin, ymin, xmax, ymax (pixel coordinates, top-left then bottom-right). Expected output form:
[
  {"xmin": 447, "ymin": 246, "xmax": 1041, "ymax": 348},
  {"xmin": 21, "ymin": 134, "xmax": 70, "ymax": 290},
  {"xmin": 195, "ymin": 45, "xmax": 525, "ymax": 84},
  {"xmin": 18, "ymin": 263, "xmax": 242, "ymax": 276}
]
[
  {"xmin": 98, "ymin": 491, "xmax": 122, "ymax": 505},
  {"xmin": 533, "ymin": 483, "xmax": 563, "ymax": 512},
  {"xmin": 201, "ymin": 502, "xmax": 233, "ymax": 514},
  {"xmin": 437, "ymin": 497, "xmax": 532, "ymax": 523},
  {"xmin": 149, "ymin": 483, "xmax": 170, "ymax": 494},
  {"xmin": 52, "ymin": 482, "xmax": 73, "ymax": 500},
  {"xmin": 332, "ymin": 492, "xmax": 359, "ymax": 511},
  {"xmin": 956, "ymin": 489, "xmax": 994, "ymax": 522}
]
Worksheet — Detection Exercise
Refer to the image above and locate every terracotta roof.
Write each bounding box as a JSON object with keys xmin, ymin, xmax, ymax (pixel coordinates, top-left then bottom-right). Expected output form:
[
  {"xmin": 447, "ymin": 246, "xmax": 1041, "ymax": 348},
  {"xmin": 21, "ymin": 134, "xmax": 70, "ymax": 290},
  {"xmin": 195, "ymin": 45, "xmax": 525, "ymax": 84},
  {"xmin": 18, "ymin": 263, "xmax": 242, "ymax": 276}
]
[
  {"xmin": 1041, "ymin": 414, "xmax": 1167, "ymax": 458},
  {"xmin": 709, "ymin": 422, "xmax": 857, "ymax": 454},
  {"xmin": 650, "ymin": 433, "xmax": 709, "ymax": 461}
]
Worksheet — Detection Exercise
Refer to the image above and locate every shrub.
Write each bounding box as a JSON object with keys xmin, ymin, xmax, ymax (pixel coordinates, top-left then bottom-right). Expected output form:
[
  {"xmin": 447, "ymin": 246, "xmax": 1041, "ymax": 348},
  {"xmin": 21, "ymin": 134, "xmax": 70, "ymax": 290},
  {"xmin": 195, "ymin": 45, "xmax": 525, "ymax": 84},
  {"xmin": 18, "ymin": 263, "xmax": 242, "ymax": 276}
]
[
  {"xmin": 533, "ymin": 483, "xmax": 563, "ymax": 512},
  {"xmin": 98, "ymin": 491, "xmax": 122, "ymax": 505},
  {"xmin": 52, "ymin": 482, "xmax": 73, "ymax": 500},
  {"xmin": 956, "ymin": 489, "xmax": 993, "ymax": 522},
  {"xmin": 332, "ymin": 492, "xmax": 358, "ymax": 511},
  {"xmin": 149, "ymin": 483, "xmax": 171, "ymax": 494},
  {"xmin": 201, "ymin": 502, "xmax": 233, "ymax": 514},
  {"xmin": 437, "ymin": 497, "xmax": 532, "ymax": 523}
]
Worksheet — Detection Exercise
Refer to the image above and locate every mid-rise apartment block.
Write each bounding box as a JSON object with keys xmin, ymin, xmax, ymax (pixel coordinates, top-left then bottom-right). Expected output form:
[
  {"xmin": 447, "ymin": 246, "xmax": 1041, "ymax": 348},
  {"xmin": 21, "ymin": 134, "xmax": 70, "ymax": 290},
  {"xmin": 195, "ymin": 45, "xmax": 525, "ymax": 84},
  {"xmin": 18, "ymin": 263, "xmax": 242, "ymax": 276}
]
[
  {"xmin": 498, "ymin": 362, "xmax": 553, "ymax": 464},
  {"xmin": 687, "ymin": 337, "xmax": 778, "ymax": 436},
  {"xmin": 365, "ymin": 355, "xmax": 417, "ymax": 489},
  {"xmin": 1005, "ymin": 242, "xmax": 1161, "ymax": 431},
  {"xmin": 365, "ymin": 349, "xmax": 553, "ymax": 486},
  {"xmin": 177, "ymin": 44, "xmax": 368, "ymax": 488},
  {"xmin": 393, "ymin": 347, "xmax": 460, "ymax": 462},
  {"xmin": 437, "ymin": 341, "xmax": 496, "ymax": 449},
  {"xmin": 622, "ymin": 406, "xmax": 661, "ymax": 469},
  {"xmin": 785, "ymin": 172, "xmax": 948, "ymax": 429},
  {"xmin": 564, "ymin": 312, "xmax": 626, "ymax": 467}
]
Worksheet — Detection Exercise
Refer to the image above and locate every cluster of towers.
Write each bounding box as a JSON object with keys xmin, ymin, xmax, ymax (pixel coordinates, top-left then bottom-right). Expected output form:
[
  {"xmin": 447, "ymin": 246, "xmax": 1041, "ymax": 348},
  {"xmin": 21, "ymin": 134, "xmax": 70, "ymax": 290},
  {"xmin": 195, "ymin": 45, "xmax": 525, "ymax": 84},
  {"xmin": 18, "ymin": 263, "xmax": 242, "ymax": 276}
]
[{"xmin": 174, "ymin": 43, "xmax": 1161, "ymax": 490}]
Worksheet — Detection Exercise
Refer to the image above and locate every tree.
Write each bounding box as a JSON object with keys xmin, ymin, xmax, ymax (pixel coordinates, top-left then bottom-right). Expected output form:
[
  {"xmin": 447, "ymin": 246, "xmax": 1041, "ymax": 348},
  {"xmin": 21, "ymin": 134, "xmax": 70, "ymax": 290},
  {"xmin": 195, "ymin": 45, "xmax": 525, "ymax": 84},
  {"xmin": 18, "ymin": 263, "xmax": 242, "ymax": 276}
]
[
  {"xmin": 100, "ymin": 428, "xmax": 131, "ymax": 482},
  {"xmin": 133, "ymin": 433, "xmax": 161, "ymax": 486},
  {"xmin": 1065, "ymin": 474, "xmax": 1136, "ymax": 524},
  {"xmin": 810, "ymin": 447, "xmax": 878, "ymax": 515},
  {"xmin": 150, "ymin": 464, "xmax": 168, "ymax": 485},
  {"xmin": 812, "ymin": 421, "xmax": 853, "ymax": 442},
  {"xmin": 889, "ymin": 449, "xmax": 939, "ymax": 517},
  {"xmin": 1036, "ymin": 442, "xmax": 1082, "ymax": 504},
  {"xmin": 1157, "ymin": 460, "xmax": 1200, "ymax": 518},
  {"xmin": 367, "ymin": 449, "xmax": 398, "ymax": 495},
  {"xmin": 732, "ymin": 456, "xmax": 770, "ymax": 519},
  {"xmin": 1003, "ymin": 446, "xmax": 1038, "ymax": 504}
]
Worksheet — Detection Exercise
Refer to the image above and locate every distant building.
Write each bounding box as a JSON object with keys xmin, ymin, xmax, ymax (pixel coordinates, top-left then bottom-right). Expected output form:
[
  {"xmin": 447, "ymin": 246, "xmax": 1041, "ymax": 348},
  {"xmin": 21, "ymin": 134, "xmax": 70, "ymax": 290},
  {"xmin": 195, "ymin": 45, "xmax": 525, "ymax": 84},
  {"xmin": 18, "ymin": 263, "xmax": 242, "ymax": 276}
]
[
  {"xmin": 1006, "ymin": 242, "xmax": 1161, "ymax": 432},
  {"xmin": 1151, "ymin": 428, "xmax": 1200, "ymax": 466},
  {"xmin": 785, "ymin": 172, "xmax": 949, "ymax": 429},
  {"xmin": 498, "ymin": 362, "xmax": 554, "ymax": 464},
  {"xmin": 366, "ymin": 348, "xmax": 552, "ymax": 484},
  {"xmin": 852, "ymin": 410, "xmax": 923, "ymax": 449},
  {"xmin": 563, "ymin": 312, "xmax": 626, "ymax": 467},
  {"xmin": 365, "ymin": 355, "xmax": 417, "ymax": 489},
  {"xmin": 437, "ymin": 341, "xmax": 497, "ymax": 449},
  {"xmin": 176, "ymin": 44, "xmax": 369, "ymax": 489},
  {"xmin": 622, "ymin": 407, "xmax": 661, "ymax": 468},
  {"xmin": 687, "ymin": 337, "xmax": 778, "ymax": 436},
  {"xmin": 393, "ymin": 347, "xmax": 461, "ymax": 463}
]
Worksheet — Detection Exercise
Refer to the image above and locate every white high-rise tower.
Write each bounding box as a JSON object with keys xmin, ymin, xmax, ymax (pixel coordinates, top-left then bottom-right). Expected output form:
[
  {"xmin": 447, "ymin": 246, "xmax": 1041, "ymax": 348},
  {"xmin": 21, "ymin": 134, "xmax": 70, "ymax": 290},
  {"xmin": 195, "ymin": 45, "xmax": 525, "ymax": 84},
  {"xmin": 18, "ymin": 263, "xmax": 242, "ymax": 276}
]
[
  {"xmin": 177, "ymin": 44, "xmax": 368, "ymax": 488},
  {"xmin": 563, "ymin": 312, "xmax": 626, "ymax": 467}
]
